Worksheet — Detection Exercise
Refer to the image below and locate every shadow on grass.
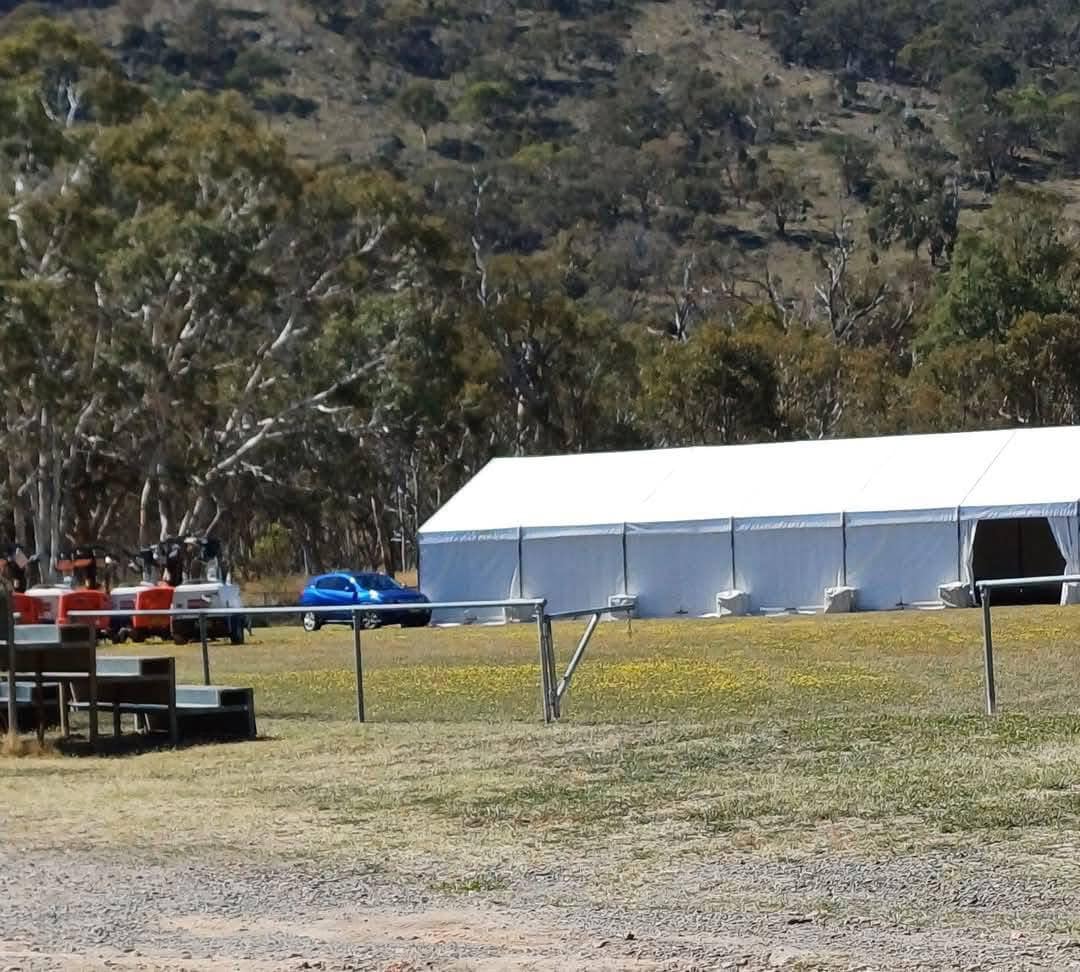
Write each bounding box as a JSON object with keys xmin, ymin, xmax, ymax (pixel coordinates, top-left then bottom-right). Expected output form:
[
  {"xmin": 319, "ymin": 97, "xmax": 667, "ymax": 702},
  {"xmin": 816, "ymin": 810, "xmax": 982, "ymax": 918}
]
[{"xmin": 37, "ymin": 731, "xmax": 273, "ymax": 758}]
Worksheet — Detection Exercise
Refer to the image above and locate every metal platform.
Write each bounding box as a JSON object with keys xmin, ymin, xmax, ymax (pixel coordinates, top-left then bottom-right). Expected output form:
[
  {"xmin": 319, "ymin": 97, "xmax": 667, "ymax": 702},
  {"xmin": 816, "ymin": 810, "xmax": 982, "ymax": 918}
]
[
  {"xmin": 95, "ymin": 655, "xmax": 175, "ymax": 677},
  {"xmin": 0, "ymin": 681, "xmax": 60, "ymax": 703},
  {"xmin": 145, "ymin": 684, "xmax": 256, "ymax": 740},
  {"xmin": 175, "ymin": 684, "xmax": 252, "ymax": 708}
]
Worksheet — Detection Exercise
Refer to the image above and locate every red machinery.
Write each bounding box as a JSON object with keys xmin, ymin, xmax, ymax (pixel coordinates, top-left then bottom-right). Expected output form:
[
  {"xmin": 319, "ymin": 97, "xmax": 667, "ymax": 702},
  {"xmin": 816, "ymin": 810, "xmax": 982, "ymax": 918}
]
[
  {"xmin": 108, "ymin": 543, "xmax": 180, "ymax": 643},
  {"xmin": 26, "ymin": 546, "xmax": 111, "ymax": 636},
  {"xmin": 2, "ymin": 546, "xmax": 42, "ymax": 625}
]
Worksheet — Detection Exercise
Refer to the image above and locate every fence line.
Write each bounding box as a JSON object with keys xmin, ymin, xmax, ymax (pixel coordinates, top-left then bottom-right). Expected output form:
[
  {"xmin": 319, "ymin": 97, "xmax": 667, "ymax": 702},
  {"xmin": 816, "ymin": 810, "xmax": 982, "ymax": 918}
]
[
  {"xmin": 68, "ymin": 598, "xmax": 629, "ymax": 724},
  {"xmin": 976, "ymin": 574, "xmax": 1080, "ymax": 715}
]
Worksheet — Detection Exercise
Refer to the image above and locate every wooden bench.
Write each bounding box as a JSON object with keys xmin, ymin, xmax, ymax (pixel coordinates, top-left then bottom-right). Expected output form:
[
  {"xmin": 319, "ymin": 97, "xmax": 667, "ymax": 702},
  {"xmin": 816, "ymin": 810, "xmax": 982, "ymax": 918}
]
[
  {"xmin": 2, "ymin": 594, "xmax": 98, "ymax": 745},
  {"xmin": 70, "ymin": 682, "xmax": 255, "ymax": 742},
  {"xmin": 63, "ymin": 655, "xmax": 178, "ymax": 744},
  {"xmin": 3, "ymin": 595, "xmax": 255, "ymax": 748}
]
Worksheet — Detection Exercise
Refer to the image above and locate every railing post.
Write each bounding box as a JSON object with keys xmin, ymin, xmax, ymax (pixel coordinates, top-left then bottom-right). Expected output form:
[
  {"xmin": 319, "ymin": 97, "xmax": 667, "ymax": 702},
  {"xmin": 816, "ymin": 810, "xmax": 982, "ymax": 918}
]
[
  {"xmin": 543, "ymin": 616, "xmax": 557, "ymax": 720},
  {"xmin": 352, "ymin": 609, "xmax": 365, "ymax": 722},
  {"xmin": 536, "ymin": 609, "xmax": 552, "ymax": 724},
  {"xmin": 199, "ymin": 612, "xmax": 211, "ymax": 686},
  {"xmin": 981, "ymin": 586, "xmax": 997, "ymax": 716},
  {"xmin": 5, "ymin": 592, "xmax": 16, "ymax": 745}
]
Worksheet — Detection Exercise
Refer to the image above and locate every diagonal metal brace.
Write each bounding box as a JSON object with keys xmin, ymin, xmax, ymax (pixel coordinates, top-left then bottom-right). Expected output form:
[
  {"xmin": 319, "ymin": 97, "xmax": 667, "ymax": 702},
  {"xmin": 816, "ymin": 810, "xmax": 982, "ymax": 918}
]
[
  {"xmin": 551, "ymin": 610, "xmax": 601, "ymax": 719},
  {"xmin": 537, "ymin": 604, "xmax": 632, "ymax": 722}
]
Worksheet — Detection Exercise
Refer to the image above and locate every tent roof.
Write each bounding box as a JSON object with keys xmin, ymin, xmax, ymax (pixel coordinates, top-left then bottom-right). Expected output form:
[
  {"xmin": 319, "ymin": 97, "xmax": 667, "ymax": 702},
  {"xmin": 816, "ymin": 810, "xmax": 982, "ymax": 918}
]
[{"xmin": 419, "ymin": 427, "xmax": 1080, "ymax": 535}]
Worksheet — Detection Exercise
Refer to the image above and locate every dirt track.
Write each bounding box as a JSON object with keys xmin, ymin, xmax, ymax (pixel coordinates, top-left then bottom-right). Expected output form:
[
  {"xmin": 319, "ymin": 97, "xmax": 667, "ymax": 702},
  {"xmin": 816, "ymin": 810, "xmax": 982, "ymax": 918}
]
[{"xmin": 3, "ymin": 847, "xmax": 1080, "ymax": 971}]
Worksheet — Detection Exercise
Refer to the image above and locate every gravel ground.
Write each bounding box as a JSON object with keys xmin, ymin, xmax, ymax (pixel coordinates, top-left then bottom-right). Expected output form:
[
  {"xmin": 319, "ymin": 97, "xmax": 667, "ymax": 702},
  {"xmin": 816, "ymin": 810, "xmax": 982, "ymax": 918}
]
[{"xmin": 3, "ymin": 846, "xmax": 1080, "ymax": 971}]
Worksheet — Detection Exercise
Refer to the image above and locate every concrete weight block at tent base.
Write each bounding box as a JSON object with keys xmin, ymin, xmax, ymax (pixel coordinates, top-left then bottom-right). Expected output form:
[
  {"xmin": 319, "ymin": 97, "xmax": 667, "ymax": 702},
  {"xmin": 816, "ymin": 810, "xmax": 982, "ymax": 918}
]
[
  {"xmin": 939, "ymin": 582, "xmax": 972, "ymax": 608},
  {"xmin": 716, "ymin": 590, "xmax": 750, "ymax": 617},
  {"xmin": 1061, "ymin": 582, "xmax": 1080, "ymax": 605},
  {"xmin": 607, "ymin": 594, "xmax": 637, "ymax": 619},
  {"xmin": 823, "ymin": 586, "xmax": 856, "ymax": 613}
]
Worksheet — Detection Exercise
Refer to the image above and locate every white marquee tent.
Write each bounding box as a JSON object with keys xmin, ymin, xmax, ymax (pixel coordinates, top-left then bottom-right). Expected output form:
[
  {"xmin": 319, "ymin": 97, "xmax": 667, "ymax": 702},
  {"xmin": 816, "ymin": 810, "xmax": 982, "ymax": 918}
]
[{"xmin": 417, "ymin": 427, "xmax": 1080, "ymax": 618}]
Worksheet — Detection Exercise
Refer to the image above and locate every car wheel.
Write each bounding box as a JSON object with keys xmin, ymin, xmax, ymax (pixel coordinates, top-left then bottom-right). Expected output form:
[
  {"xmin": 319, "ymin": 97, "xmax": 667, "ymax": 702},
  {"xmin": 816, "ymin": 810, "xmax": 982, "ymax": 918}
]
[
  {"xmin": 359, "ymin": 611, "xmax": 381, "ymax": 630},
  {"xmin": 302, "ymin": 611, "xmax": 321, "ymax": 633}
]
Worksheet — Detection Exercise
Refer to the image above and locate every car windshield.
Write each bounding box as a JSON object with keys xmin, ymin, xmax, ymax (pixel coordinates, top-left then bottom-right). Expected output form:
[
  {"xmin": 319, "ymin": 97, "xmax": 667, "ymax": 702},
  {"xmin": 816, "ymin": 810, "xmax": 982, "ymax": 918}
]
[{"xmin": 353, "ymin": 573, "xmax": 400, "ymax": 591}]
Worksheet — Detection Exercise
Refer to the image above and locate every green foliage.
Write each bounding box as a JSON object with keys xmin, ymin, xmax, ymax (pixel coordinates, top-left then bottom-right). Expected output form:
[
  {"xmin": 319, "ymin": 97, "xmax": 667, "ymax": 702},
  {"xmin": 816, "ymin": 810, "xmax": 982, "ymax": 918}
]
[
  {"xmin": 750, "ymin": 0, "xmax": 1080, "ymax": 186},
  {"xmin": 254, "ymin": 89, "xmax": 319, "ymax": 117},
  {"xmin": 752, "ymin": 165, "xmax": 810, "ymax": 237},
  {"xmin": 455, "ymin": 81, "xmax": 520, "ymax": 125},
  {"xmin": 869, "ymin": 172, "xmax": 958, "ymax": 265},
  {"xmin": 640, "ymin": 325, "xmax": 779, "ymax": 446},
  {"xmin": 0, "ymin": 21, "xmax": 451, "ymax": 571},
  {"xmin": 174, "ymin": 0, "xmax": 224, "ymax": 70},
  {"xmin": 903, "ymin": 341, "xmax": 1007, "ymax": 432},
  {"xmin": 753, "ymin": 0, "xmax": 1076, "ymax": 87},
  {"xmin": 398, "ymin": 81, "xmax": 447, "ymax": 146},
  {"xmin": 1003, "ymin": 313, "xmax": 1080, "ymax": 425},
  {"xmin": 821, "ymin": 133, "xmax": 878, "ymax": 200},
  {"xmin": 224, "ymin": 47, "xmax": 289, "ymax": 92},
  {"xmin": 920, "ymin": 189, "xmax": 1076, "ymax": 349},
  {"xmin": 6, "ymin": 5, "xmax": 1080, "ymax": 571},
  {"xmin": 249, "ymin": 523, "xmax": 294, "ymax": 577}
]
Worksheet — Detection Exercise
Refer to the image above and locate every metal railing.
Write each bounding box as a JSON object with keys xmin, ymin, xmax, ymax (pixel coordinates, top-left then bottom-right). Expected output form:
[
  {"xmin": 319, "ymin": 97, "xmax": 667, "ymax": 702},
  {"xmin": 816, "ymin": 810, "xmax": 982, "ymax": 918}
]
[
  {"xmin": 977, "ymin": 574, "xmax": 1080, "ymax": 715},
  {"xmin": 67, "ymin": 598, "xmax": 634, "ymax": 724},
  {"xmin": 70, "ymin": 600, "xmax": 546, "ymax": 722},
  {"xmin": 536, "ymin": 604, "xmax": 635, "ymax": 722}
]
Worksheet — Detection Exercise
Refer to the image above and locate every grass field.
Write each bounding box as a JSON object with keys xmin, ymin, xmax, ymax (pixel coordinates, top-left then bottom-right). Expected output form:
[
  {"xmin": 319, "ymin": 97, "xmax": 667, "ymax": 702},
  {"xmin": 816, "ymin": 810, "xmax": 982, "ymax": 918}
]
[
  {"xmin": 7, "ymin": 607, "xmax": 1080, "ymax": 857},
  {"xmin": 5, "ymin": 607, "xmax": 1080, "ymax": 969}
]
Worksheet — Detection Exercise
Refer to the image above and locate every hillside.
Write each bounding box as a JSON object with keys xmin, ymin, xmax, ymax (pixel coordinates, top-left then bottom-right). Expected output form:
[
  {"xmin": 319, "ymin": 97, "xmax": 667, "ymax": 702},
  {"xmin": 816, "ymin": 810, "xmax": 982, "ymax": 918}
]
[
  {"xmin": 4, "ymin": 0, "xmax": 1080, "ymax": 577},
  {"xmin": 11, "ymin": 0, "xmax": 1042, "ymax": 310}
]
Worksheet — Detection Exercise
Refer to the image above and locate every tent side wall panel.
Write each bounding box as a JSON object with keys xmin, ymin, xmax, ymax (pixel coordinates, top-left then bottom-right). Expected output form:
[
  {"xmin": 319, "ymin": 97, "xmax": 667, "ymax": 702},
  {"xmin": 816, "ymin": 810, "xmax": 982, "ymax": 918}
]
[
  {"xmin": 845, "ymin": 521, "xmax": 958, "ymax": 609},
  {"xmin": 626, "ymin": 529, "xmax": 733, "ymax": 617},
  {"xmin": 734, "ymin": 525, "xmax": 843, "ymax": 613},
  {"xmin": 521, "ymin": 532, "xmax": 624, "ymax": 614},
  {"xmin": 419, "ymin": 535, "xmax": 520, "ymax": 622}
]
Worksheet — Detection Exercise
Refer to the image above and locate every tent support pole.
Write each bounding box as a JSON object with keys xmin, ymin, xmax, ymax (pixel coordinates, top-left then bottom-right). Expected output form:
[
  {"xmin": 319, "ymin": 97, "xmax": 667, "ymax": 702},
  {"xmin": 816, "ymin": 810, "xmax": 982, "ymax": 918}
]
[
  {"xmin": 956, "ymin": 507, "xmax": 962, "ymax": 583},
  {"xmin": 517, "ymin": 527, "xmax": 524, "ymax": 598},
  {"xmin": 729, "ymin": 521, "xmax": 737, "ymax": 592},
  {"xmin": 841, "ymin": 511, "xmax": 848, "ymax": 586},
  {"xmin": 1075, "ymin": 500, "xmax": 1079, "ymax": 577},
  {"xmin": 622, "ymin": 523, "xmax": 629, "ymax": 595}
]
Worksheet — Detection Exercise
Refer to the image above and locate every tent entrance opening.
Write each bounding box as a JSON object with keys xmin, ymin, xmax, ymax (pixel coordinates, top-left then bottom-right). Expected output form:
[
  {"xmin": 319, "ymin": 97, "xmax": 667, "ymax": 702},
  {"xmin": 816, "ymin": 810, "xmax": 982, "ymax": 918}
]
[{"xmin": 972, "ymin": 517, "xmax": 1064, "ymax": 605}]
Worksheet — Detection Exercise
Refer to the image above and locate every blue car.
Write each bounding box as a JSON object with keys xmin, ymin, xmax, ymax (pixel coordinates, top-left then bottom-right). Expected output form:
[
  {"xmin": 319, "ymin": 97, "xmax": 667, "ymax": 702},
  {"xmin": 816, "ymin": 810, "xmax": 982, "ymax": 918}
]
[{"xmin": 299, "ymin": 571, "xmax": 431, "ymax": 631}]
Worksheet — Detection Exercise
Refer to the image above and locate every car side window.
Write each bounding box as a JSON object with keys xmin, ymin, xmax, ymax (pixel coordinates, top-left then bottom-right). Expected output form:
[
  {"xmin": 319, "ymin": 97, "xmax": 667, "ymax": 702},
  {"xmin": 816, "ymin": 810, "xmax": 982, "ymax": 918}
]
[{"xmin": 316, "ymin": 576, "xmax": 350, "ymax": 591}]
